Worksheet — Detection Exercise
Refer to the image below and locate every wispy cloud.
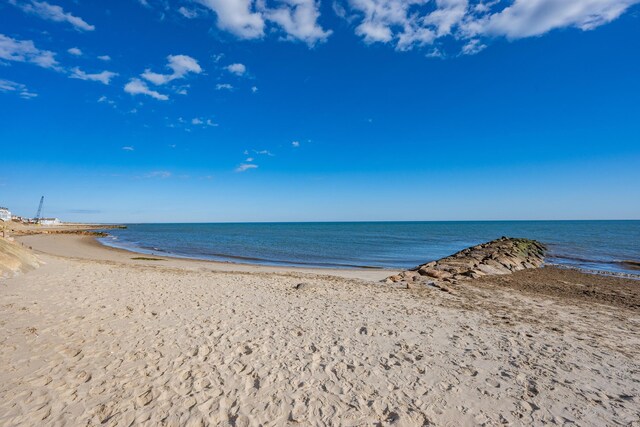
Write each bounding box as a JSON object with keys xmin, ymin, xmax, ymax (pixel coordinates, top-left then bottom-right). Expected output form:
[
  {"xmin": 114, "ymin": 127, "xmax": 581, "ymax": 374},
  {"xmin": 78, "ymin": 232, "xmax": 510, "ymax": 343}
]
[
  {"xmin": 141, "ymin": 54, "xmax": 202, "ymax": 85},
  {"xmin": 0, "ymin": 78, "xmax": 37, "ymax": 99},
  {"xmin": 291, "ymin": 140, "xmax": 300, "ymax": 147},
  {"xmin": 0, "ymin": 34, "xmax": 59, "ymax": 70},
  {"xmin": 70, "ymin": 67, "xmax": 118, "ymax": 85},
  {"xmin": 144, "ymin": 170, "xmax": 172, "ymax": 178},
  {"xmin": 67, "ymin": 47, "xmax": 82, "ymax": 56},
  {"xmin": 124, "ymin": 78, "xmax": 169, "ymax": 100},
  {"xmin": 97, "ymin": 95, "xmax": 116, "ymax": 106},
  {"xmin": 122, "ymin": 146, "xmax": 134, "ymax": 151},
  {"xmin": 97, "ymin": 55, "xmax": 111, "ymax": 61},
  {"xmin": 192, "ymin": 117, "xmax": 219, "ymax": 127},
  {"xmin": 254, "ymin": 149, "xmax": 274, "ymax": 156},
  {"xmin": 251, "ymin": 85, "xmax": 258, "ymax": 93},
  {"xmin": 235, "ymin": 163, "xmax": 258, "ymax": 172},
  {"xmin": 461, "ymin": 39, "xmax": 486, "ymax": 56},
  {"xmin": 178, "ymin": 6, "xmax": 200, "ymax": 18},
  {"xmin": 12, "ymin": 0, "xmax": 95, "ymax": 31},
  {"xmin": 216, "ymin": 83, "xmax": 233, "ymax": 90}
]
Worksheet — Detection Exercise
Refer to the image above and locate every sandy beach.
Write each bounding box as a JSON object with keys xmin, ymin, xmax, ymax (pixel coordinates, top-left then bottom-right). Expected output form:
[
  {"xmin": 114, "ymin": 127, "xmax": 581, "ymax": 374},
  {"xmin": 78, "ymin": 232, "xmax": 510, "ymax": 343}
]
[{"xmin": 1, "ymin": 232, "xmax": 639, "ymax": 426}]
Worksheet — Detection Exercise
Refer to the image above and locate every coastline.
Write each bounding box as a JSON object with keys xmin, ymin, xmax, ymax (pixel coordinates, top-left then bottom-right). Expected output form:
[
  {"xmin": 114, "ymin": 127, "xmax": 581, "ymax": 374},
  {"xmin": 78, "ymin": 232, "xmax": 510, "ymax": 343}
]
[
  {"xmin": 92, "ymin": 221, "xmax": 640, "ymax": 276},
  {"xmin": 2, "ymin": 228, "xmax": 639, "ymax": 425},
  {"xmin": 16, "ymin": 232, "xmax": 397, "ymax": 282},
  {"xmin": 94, "ymin": 225, "xmax": 640, "ymax": 280},
  {"xmin": 28, "ymin": 227, "xmax": 640, "ymax": 281},
  {"xmin": 97, "ymin": 235, "xmax": 390, "ymax": 270}
]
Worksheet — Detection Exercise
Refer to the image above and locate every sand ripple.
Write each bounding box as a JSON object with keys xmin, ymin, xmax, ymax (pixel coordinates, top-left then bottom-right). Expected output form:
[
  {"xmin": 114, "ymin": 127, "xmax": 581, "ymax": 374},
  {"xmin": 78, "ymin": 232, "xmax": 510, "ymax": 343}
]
[{"xmin": 1, "ymin": 257, "xmax": 639, "ymax": 426}]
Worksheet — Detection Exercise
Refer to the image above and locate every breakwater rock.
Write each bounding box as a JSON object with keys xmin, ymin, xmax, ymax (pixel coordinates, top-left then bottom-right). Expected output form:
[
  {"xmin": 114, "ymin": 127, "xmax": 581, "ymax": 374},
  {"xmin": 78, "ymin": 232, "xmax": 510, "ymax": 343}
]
[{"xmin": 385, "ymin": 237, "xmax": 545, "ymax": 291}]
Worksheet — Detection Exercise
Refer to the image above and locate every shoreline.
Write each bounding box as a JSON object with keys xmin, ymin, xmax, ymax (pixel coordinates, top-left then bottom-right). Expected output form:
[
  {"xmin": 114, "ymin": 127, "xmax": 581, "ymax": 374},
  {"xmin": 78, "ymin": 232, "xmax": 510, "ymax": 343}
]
[
  {"xmin": 2, "ymin": 227, "xmax": 640, "ymax": 425},
  {"xmin": 97, "ymin": 236, "xmax": 389, "ymax": 270},
  {"xmin": 7, "ymin": 221, "xmax": 640, "ymax": 277},
  {"xmin": 15, "ymin": 223, "xmax": 640, "ymax": 280},
  {"xmin": 95, "ymin": 228, "xmax": 640, "ymax": 279},
  {"xmin": 16, "ymin": 232, "xmax": 398, "ymax": 282},
  {"xmin": 15, "ymin": 232, "xmax": 640, "ymax": 311}
]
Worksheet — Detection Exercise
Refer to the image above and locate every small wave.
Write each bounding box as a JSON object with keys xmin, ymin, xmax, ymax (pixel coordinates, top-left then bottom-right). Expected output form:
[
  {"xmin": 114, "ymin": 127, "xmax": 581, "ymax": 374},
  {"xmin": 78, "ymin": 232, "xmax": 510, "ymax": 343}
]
[
  {"xmin": 549, "ymin": 254, "xmax": 609, "ymax": 264},
  {"xmin": 618, "ymin": 260, "xmax": 640, "ymax": 270},
  {"xmin": 98, "ymin": 238, "xmax": 383, "ymax": 269}
]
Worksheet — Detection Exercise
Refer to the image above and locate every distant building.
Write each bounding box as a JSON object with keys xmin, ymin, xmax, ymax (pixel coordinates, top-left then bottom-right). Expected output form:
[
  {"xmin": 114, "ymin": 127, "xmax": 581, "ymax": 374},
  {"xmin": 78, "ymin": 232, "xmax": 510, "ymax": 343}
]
[
  {"xmin": 0, "ymin": 207, "xmax": 11, "ymax": 222},
  {"xmin": 39, "ymin": 218, "xmax": 61, "ymax": 225}
]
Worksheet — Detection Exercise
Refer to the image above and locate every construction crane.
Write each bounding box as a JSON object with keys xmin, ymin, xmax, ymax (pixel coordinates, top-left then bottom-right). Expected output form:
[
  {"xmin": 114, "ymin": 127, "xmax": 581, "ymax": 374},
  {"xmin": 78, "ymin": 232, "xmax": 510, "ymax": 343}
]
[{"xmin": 35, "ymin": 196, "xmax": 44, "ymax": 223}]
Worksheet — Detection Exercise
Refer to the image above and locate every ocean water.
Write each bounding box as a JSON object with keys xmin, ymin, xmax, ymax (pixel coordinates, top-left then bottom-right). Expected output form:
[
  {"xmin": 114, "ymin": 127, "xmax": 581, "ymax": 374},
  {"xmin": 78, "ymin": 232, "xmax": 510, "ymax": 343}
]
[{"xmin": 99, "ymin": 221, "xmax": 640, "ymax": 274}]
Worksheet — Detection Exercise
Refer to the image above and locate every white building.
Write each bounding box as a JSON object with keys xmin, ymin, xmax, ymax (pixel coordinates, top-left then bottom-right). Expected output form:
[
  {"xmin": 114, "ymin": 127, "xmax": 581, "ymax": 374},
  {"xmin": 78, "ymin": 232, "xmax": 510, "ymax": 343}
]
[
  {"xmin": 39, "ymin": 218, "xmax": 61, "ymax": 225},
  {"xmin": 0, "ymin": 207, "xmax": 11, "ymax": 222}
]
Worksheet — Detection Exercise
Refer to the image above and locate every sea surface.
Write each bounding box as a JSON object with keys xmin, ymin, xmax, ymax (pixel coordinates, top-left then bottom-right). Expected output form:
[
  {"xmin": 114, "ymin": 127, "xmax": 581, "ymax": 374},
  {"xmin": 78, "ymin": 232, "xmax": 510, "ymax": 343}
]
[{"xmin": 99, "ymin": 221, "xmax": 640, "ymax": 274}]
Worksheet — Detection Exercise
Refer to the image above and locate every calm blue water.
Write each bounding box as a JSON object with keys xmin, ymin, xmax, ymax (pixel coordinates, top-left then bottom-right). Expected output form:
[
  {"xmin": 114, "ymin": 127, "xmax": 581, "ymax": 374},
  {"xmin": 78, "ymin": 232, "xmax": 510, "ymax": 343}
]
[{"xmin": 99, "ymin": 221, "xmax": 640, "ymax": 274}]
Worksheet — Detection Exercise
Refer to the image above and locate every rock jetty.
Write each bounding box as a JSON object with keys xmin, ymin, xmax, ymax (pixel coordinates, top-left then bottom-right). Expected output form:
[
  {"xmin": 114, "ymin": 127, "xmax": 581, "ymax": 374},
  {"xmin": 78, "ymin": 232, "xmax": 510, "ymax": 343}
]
[{"xmin": 386, "ymin": 237, "xmax": 545, "ymax": 291}]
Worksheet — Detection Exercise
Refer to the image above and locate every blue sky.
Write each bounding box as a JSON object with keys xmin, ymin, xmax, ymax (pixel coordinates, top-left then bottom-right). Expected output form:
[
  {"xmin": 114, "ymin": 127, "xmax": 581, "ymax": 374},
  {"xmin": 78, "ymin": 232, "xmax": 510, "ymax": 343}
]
[{"xmin": 1, "ymin": 0, "xmax": 639, "ymax": 222}]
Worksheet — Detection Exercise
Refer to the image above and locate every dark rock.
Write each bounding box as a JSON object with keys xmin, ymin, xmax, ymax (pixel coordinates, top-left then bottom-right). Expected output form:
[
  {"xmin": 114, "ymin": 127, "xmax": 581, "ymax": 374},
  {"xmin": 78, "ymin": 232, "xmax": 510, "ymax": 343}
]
[{"xmin": 385, "ymin": 237, "xmax": 546, "ymax": 288}]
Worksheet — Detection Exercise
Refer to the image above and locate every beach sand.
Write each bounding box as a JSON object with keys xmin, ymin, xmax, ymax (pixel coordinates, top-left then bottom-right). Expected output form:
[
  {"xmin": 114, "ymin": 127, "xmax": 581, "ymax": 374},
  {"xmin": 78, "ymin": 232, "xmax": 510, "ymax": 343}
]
[{"xmin": 1, "ymin": 233, "xmax": 639, "ymax": 426}]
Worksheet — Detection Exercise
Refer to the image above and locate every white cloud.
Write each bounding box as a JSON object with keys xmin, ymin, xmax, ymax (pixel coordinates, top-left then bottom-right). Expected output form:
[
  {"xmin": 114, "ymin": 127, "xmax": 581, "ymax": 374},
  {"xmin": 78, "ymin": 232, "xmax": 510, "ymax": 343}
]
[
  {"xmin": 251, "ymin": 85, "xmax": 258, "ymax": 93},
  {"xmin": 291, "ymin": 140, "xmax": 300, "ymax": 147},
  {"xmin": 98, "ymin": 55, "xmax": 111, "ymax": 61},
  {"xmin": 122, "ymin": 146, "xmax": 135, "ymax": 151},
  {"xmin": 70, "ymin": 67, "xmax": 118, "ymax": 85},
  {"xmin": 15, "ymin": 0, "xmax": 95, "ymax": 31},
  {"xmin": 0, "ymin": 78, "xmax": 37, "ymax": 99},
  {"xmin": 198, "ymin": 0, "xmax": 265, "ymax": 38},
  {"xmin": 426, "ymin": 47, "xmax": 444, "ymax": 58},
  {"xmin": 474, "ymin": 0, "xmax": 640, "ymax": 39},
  {"xmin": 254, "ymin": 149, "xmax": 274, "ymax": 156},
  {"xmin": 345, "ymin": 0, "xmax": 640, "ymax": 53},
  {"xmin": 246, "ymin": 157, "xmax": 254, "ymax": 161},
  {"xmin": 226, "ymin": 63, "xmax": 246, "ymax": 75},
  {"xmin": 20, "ymin": 91, "xmax": 38, "ymax": 99},
  {"xmin": 191, "ymin": 117, "xmax": 219, "ymax": 127},
  {"xmin": 124, "ymin": 78, "xmax": 169, "ymax": 100},
  {"xmin": 178, "ymin": 6, "xmax": 200, "ymax": 18},
  {"xmin": 97, "ymin": 95, "xmax": 116, "ymax": 105},
  {"xmin": 0, "ymin": 34, "xmax": 59, "ymax": 69},
  {"xmin": 67, "ymin": 47, "xmax": 82, "ymax": 56},
  {"xmin": 235, "ymin": 163, "xmax": 258, "ymax": 172},
  {"xmin": 461, "ymin": 38, "xmax": 486, "ymax": 55},
  {"xmin": 262, "ymin": 0, "xmax": 332, "ymax": 45},
  {"xmin": 197, "ymin": 0, "xmax": 330, "ymax": 44},
  {"xmin": 141, "ymin": 54, "xmax": 202, "ymax": 85},
  {"xmin": 216, "ymin": 83, "xmax": 234, "ymax": 90}
]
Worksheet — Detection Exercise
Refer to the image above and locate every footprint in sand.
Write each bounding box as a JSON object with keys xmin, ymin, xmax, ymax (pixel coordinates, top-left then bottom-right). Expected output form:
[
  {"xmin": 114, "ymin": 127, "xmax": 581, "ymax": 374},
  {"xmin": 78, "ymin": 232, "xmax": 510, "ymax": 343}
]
[
  {"xmin": 461, "ymin": 367, "xmax": 478, "ymax": 377},
  {"xmin": 76, "ymin": 370, "xmax": 92, "ymax": 383},
  {"xmin": 485, "ymin": 378, "xmax": 500, "ymax": 388},
  {"xmin": 136, "ymin": 389, "xmax": 154, "ymax": 407}
]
